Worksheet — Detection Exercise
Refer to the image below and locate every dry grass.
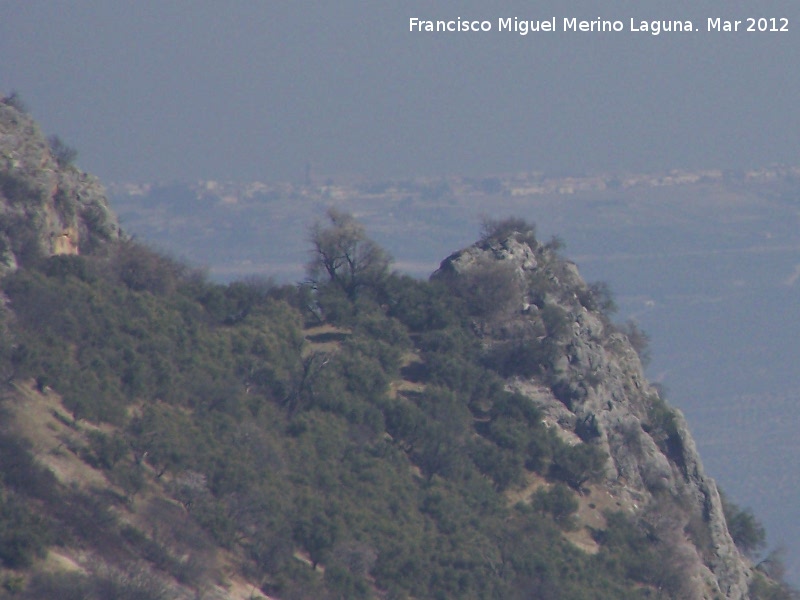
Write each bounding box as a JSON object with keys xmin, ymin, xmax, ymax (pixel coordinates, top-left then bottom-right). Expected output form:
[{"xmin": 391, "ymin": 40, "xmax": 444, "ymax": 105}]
[
  {"xmin": 6, "ymin": 381, "xmax": 111, "ymax": 491},
  {"xmin": 2, "ymin": 381, "xmax": 273, "ymax": 599},
  {"xmin": 506, "ymin": 472, "xmax": 628, "ymax": 555}
]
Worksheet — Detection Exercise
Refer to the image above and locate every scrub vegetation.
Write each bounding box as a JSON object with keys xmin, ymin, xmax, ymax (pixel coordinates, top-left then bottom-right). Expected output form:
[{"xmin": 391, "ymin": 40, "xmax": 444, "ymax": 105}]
[{"xmin": 0, "ymin": 210, "xmax": 793, "ymax": 599}]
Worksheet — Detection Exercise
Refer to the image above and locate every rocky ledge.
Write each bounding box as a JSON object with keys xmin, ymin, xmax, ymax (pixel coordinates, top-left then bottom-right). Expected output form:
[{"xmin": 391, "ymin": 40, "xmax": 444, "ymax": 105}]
[{"xmin": 0, "ymin": 98, "xmax": 120, "ymax": 275}]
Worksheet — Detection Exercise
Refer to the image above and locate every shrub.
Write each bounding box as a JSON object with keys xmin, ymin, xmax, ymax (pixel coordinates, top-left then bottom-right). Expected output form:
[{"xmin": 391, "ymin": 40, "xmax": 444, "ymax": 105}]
[
  {"xmin": 578, "ymin": 281, "xmax": 617, "ymax": 315},
  {"xmin": 643, "ymin": 394, "xmax": 684, "ymax": 465},
  {"xmin": 720, "ymin": 491, "xmax": 766, "ymax": 559},
  {"xmin": 749, "ymin": 571, "xmax": 797, "ymax": 600},
  {"xmin": 1, "ymin": 91, "xmax": 27, "ymax": 113},
  {"xmin": 0, "ymin": 431, "xmax": 58, "ymax": 500},
  {"xmin": 469, "ymin": 439, "xmax": 524, "ymax": 491},
  {"xmin": 22, "ymin": 571, "xmax": 91, "ymax": 600},
  {"xmin": 532, "ymin": 483, "xmax": 579, "ymax": 528},
  {"xmin": 616, "ymin": 319, "xmax": 651, "ymax": 367},
  {"xmin": 549, "ymin": 442, "xmax": 605, "ymax": 491},
  {"xmin": 307, "ymin": 208, "xmax": 392, "ymax": 302},
  {"xmin": 86, "ymin": 430, "xmax": 128, "ymax": 470},
  {"xmin": 540, "ymin": 304, "xmax": 571, "ymax": 339},
  {"xmin": 479, "ymin": 216, "xmax": 537, "ymax": 246},
  {"xmin": 79, "ymin": 202, "xmax": 116, "ymax": 247},
  {"xmin": 324, "ymin": 564, "xmax": 372, "ymax": 599},
  {"xmin": 446, "ymin": 258, "xmax": 520, "ymax": 320},
  {"xmin": 383, "ymin": 276, "xmax": 465, "ymax": 333},
  {"xmin": 292, "ymin": 503, "xmax": 341, "ymax": 569},
  {"xmin": 42, "ymin": 254, "xmax": 96, "ymax": 283},
  {"xmin": 111, "ymin": 240, "xmax": 185, "ymax": 295},
  {"xmin": 93, "ymin": 564, "xmax": 169, "ymax": 600},
  {"xmin": 484, "ymin": 336, "xmax": 548, "ymax": 378},
  {"xmin": 47, "ymin": 135, "xmax": 78, "ymax": 168},
  {"xmin": 0, "ymin": 489, "xmax": 51, "ymax": 568}
]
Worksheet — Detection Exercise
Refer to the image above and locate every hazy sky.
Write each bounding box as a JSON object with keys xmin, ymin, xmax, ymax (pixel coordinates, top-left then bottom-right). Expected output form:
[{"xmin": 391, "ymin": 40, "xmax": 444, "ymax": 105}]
[{"xmin": 2, "ymin": 1, "xmax": 800, "ymax": 183}]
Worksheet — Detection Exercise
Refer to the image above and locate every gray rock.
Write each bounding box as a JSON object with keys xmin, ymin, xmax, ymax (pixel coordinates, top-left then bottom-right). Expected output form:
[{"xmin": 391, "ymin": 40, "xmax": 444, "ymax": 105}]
[
  {"xmin": 434, "ymin": 228, "xmax": 751, "ymax": 599},
  {"xmin": 0, "ymin": 100, "xmax": 120, "ymax": 273}
]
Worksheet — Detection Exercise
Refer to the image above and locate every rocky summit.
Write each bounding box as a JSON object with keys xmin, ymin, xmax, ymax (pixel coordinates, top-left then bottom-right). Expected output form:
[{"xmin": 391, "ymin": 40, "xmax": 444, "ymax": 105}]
[{"xmin": 433, "ymin": 226, "xmax": 750, "ymax": 599}]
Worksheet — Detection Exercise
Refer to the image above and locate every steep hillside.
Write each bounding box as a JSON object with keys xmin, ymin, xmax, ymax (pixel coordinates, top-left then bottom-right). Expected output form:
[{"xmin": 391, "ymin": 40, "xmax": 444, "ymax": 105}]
[
  {"xmin": 433, "ymin": 221, "xmax": 749, "ymax": 598},
  {"xmin": 0, "ymin": 98, "xmax": 793, "ymax": 600}
]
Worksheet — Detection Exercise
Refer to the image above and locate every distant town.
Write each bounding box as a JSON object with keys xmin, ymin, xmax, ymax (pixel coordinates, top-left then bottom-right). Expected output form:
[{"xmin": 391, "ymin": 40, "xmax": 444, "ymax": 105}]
[{"xmin": 107, "ymin": 164, "xmax": 800, "ymax": 206}]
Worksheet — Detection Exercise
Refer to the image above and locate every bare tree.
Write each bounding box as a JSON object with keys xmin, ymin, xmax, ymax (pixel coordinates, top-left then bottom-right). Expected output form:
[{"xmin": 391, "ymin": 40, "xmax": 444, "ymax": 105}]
[{"xmin": 307, "ymin": 208, "xmax": 391, "ymax": 300}]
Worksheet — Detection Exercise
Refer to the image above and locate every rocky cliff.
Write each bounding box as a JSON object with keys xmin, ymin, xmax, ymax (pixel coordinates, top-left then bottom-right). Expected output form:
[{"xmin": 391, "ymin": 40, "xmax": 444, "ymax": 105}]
[
  {"xmin": 433, "ymin": 225, "xmax": 751, "ymax": 599},
  {"xmin": 0, "ymin": 97, "xmax": 120, "ymax": 274}
]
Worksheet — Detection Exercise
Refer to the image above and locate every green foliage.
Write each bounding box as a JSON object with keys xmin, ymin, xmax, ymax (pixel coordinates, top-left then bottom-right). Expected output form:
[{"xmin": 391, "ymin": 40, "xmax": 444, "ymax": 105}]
[
  {"xmin": 749, "ymin": 571, "xmax": 799, "ymax": 600},
  {"xmin": 0, "ymin": 431, "xmax": 58, "ymax": 501},
  {"xmin": 593, "ymin": 510, "xmax": 688, "ymax": 597},
  {"xmin": 578, "ymin": 281, "xmax": 618, "ymax": 316},
  {"xmin": 307, "ymin": 208, "xmax": 391, "ymax": 301},
  {"xmin": 384, "ymin": 275, "xmax": 464, "ymax": 333},
  {"xmin": 0, "ymin": 215, "xmax": 785, "ymax": 599},
  {"xmin": 20, "ymin": 565, "xmax": 168, "ymax": 600},
  {"xmin": 479, "ymin": 216, "xmax": 537, "ymax": 246},
  {"xmin": 544, "ymin": 234, "xmax": 566, "ymax": 253},
  {"xmin": 324, "ymin": 563, "xmax": 372, "ymax": 600},
  {"xmin": 643, "ymin": 394, "xmax": 685, "ymax": 467},
  {"xmin": 750, "ymin": 549, "xmax": 799, "ymax": 600},
  {"xmin": 476, "ymin": 391, "xmax": 555, "ymax": 479},
  {"xmin": 446, "ymin": 257, "xmax": 520, "ymax": 320},
  {"xmin": 313, "ymin": 281, "xmax": 357, "ymax": 325},
  {"xmin": 42, "ymin": 253, "xmax": 96, "ymax": 282},
  {"xmin": 0, "ymin": 489, "xmax": 50, "ymax": 568},
  {"xmin": 4, "ymin": 255, "xmax": 304, "ymax": 423},
  {"xmin": 47, "ymin": 134, "xmax": 78, "ymax": 168},
  {"xmin": 484, "ymin": 336, "xmax": 549, "ymax": 378},
  {"xmin": 616, "ymin": 319, "xmax": 652, "ymax": 367},
  {"xmin": 720, "ymin": 491, "xmax": 767, "ymax": 559},
  {"xmin": 292, "ymin": 496, "xmax": 342, "ymax": 569},
  {"xmin": 532, "ymin": 483, "xmax": 579, "ymax": 528},
  {"xmin": 79, "ymin": 202, "xmax": 117, "ymax": 248},
  {"xmin": 0, "ymin": 211, "xmax": 46, "ymax": 266},
  {"xmin": 1, "ymin": 91, "xmax": 27, "ymax": 113},
  {"xmin": 111, "ymin": 239, "xmax": 186, "ymax": 295},
  {"xmin": 550, "ymin": 442, "xmax": 606, "ymax": 491},
  {"xmin": 0, "ymin": 428, "xmax": 55, "ymax": 570},
  {"xmin": 468, "ymin": 438, "xmax": 524, "ymax": 491},
  {"xmin": 541, "ymin": 303, "xmax": 572, "ymax": 338},
  {"xmin": 85, "ymin": 430, "xmax": 128, "ymax": 470}
]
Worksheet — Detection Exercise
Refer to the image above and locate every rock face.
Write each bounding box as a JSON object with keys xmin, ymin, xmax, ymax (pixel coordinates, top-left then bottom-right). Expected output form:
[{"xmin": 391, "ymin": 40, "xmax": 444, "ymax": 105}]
[
  {"xmin": 0, "ymin": 98, "xmax": 120, "ymax": 274},
  {"xmin": 433, "ymin": 227, "xmax": 751, "ymax": 600}
]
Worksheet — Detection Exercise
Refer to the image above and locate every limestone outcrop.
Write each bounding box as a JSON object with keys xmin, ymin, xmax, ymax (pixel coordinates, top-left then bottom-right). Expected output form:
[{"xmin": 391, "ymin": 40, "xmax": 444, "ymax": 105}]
[
  {"xmin": 0, "ymin": 98, "xmax": 120, "ymax": 274},
  {"xmin": 433, "ymin": 227, "xmax": 751, "ymax": 599}
]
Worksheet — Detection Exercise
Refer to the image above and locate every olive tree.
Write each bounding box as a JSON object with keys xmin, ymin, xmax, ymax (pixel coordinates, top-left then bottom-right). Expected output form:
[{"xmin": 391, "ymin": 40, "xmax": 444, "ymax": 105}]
[{"xmin": 307, "ymin": 208, "xmax": 391, "ymax": 301}]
